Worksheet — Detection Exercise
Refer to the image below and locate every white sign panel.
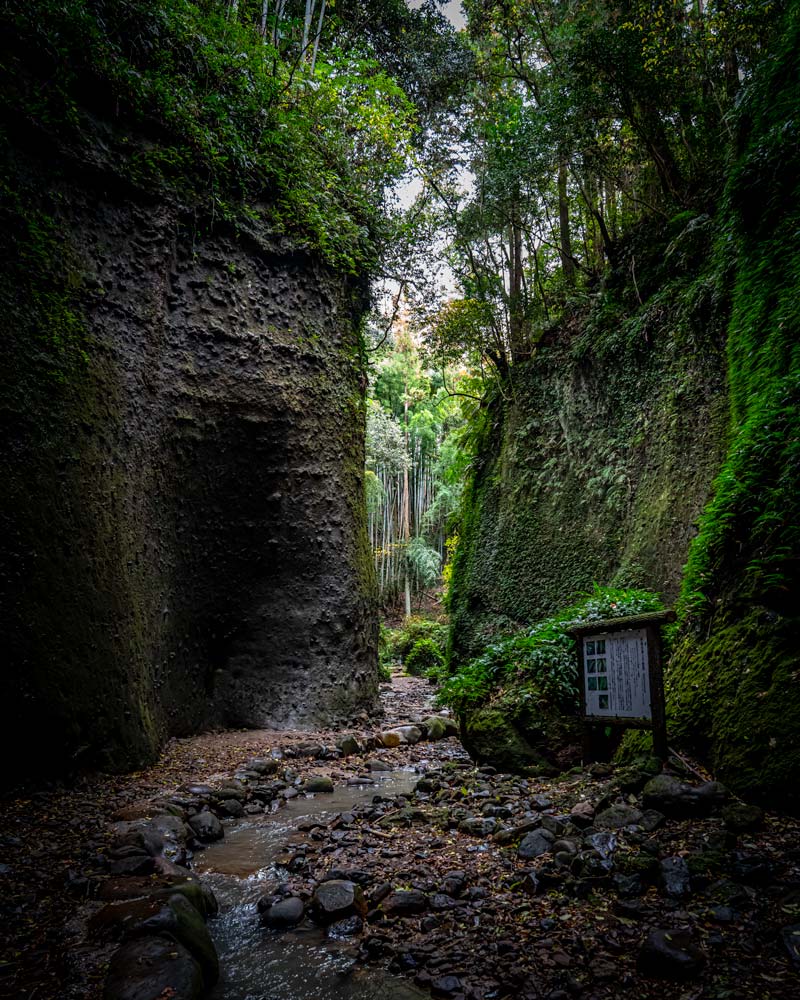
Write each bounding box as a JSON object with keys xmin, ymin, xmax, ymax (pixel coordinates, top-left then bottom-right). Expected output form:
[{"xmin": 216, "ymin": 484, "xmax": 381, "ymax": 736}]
[{"xmin": 583, "ymin": 628, "xmax": 652, "ymax": 720}]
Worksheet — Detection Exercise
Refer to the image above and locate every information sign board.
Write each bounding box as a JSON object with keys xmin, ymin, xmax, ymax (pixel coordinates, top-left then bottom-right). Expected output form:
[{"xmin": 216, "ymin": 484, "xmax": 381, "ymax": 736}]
[
  {"xmin": 583, "ymin": 628, "xmax": 651, "ymax": 720},
  {"xmin": 569, "ymin": 610, "xmax": 674, "ymax": 760}
]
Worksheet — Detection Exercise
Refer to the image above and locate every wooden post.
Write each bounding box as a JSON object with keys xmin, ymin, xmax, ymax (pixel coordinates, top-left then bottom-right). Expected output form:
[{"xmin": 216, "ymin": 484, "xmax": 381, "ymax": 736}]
[{"xmin": 646, "ymin": 623, "xmax": 668, "ymax": 759}]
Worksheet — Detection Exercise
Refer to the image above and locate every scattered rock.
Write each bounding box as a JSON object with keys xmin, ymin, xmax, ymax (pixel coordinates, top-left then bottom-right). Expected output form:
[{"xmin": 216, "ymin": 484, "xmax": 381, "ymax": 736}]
[
  {"xmin": 261, "ymin": 896, "xmax": 305, "ymax": 930},
  {"xmin": 780, "ymin": 923, "xmax": 800, "ymax": 967},
  {"xmin": 722, "ymin": 801, "xmax": 764, "ymax": 832},
  {"xmin": 216, "ymin": 798, "xmax": 244, "ymax": 818},
  {"xmin": 104, "ymin": 937, "xmax": 205, "ymax": 999},
  {"xmin": 328, "ymin": 915, "xmax": 364, "ymax": 938},
  {"xmin": 304, "ymin": 776, "xmax": 334, "ymax": 794},
  {"xmin": 659, "ymin": 857, "xmax": 691, "ymax": 898},
  {"xmin": 246, "ymin": 758, "xmax": 279, "ymax": 776},
  {"xmin": 637, "ymin": 928, "xmax": 706, "ymax": 980},
  {"xmin": 569, "ymin": 800, "xmax": 595, "ymax": 826},
  {"xmin": 188, "ymin": 811, "xmax": 224, "ymax": 843},
  {"xmin": 312, "ymin": 880, "xmax": 367, "ymax": 924},
  {"xmin": 594, "ymin": 803, "xmax": 643, "ymax": 830},
  {"xmin": 518, "ymin": 829, "xmax": 555, "ymax": 860},
  {"xmin": 431, "ymin": 975, "xmax": 463, "ymax": 997},
  {"xmin": 458, "ymin": 817, "xmax": 497, "ymax": 837},
  {"xmin": 382, "ymin": 890, "xmax": 429, "ymax": 917},
  {"xmin": 338, "ymin": 736, "xmax": 361, "ymax": 757}
]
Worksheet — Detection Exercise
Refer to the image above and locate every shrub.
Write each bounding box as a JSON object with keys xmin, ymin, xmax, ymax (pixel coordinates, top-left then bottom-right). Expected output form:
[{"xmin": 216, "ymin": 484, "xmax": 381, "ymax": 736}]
[
  {"xmin": 390, "ymin": 617, "xmax": 448, "ymax": 661},
  {"xmin": 405, "ymin": 637, "xmax": 445, "ymax": 677},
  {"xmin": 438, "ymin": 585, "xmax": 664, "ymax": 714}
]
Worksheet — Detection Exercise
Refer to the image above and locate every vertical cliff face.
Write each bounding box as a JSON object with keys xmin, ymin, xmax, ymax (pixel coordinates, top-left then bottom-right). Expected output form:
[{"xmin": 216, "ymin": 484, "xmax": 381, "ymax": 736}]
[
  {"xmin": 449, "ymin": 219, "xmax": 730, "ymax": 664},
  {"xmin": 1, "ymin": 137, "xmax": 377, "ymax": 781}
]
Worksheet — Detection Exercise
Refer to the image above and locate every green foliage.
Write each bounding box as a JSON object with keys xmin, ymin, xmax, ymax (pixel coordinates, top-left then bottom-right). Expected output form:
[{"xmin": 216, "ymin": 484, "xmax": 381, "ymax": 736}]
[
  {"xmin": 377, "ymin": 623, "xmax": 394, "ymax": 681},
  {"xmin": 439, "ymin": 586, "xmax": 664, "ymax": 713},
  {"xmin": 388, "ymin": 616, "xmax": 448, "ymax": 662},
  {"xmin": 0, "ymin": 0, "xmax": 422, "ymax": 272},
  {"xmin": 404, "ymin": 636, "xmax": 445, "ymax": 677},
  {"xmin": 679, "ymin": 8, "xmax": 800, "ymax": 620},
  {"xmin": 405, "ymin": 536, "xmax": 441, "ymax": 591}
]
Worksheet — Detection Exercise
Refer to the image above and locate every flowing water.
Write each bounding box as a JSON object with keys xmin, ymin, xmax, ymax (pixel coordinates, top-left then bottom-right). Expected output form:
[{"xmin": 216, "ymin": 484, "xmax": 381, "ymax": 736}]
[{"xmin": 194, "ymin": 771, "xmax": 428, "ymax": 1000}]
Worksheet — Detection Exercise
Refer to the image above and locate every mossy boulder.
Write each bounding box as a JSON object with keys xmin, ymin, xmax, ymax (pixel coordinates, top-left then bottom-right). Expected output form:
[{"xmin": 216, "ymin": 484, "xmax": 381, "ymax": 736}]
[{"xmin": 462, "ymin": 706, "xmax": 548, "ymax": 772}]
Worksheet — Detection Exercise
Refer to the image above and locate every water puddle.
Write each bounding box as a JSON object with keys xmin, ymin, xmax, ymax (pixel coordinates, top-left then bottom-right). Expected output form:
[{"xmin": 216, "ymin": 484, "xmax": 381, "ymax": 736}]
[{"xmin": 194, "ymin": 770, "xmax": 427, "ymax": 1000}]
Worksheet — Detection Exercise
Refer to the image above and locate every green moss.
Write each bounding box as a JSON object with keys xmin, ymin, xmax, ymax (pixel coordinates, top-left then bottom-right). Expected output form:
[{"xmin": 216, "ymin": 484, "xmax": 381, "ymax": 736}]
[
  {"xmin": 666, "ymin": 9, "xmax": 800, "ymax": 806},
  {"xmin": 668, "ymin": 608, "xmax": 800, "ymax": 807},
  {"xmin": 448, "ymin": 229, "xmax": 728, "ymax": 668},
  {"xmin": 461, "ymin": 705, "xmax": 555, "ymax": 774}
]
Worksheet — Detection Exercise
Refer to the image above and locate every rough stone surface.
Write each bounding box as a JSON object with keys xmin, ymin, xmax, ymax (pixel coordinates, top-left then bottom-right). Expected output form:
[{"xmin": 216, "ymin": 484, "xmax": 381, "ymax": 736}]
[
  {"xmin": 594, "ymin": 804, "xmax": 644, "ymax": 830},
  {"xmin": 0, "ymin": 134, "xmax": 378, "ymax": 782},
  {"xmin": 637, "ymin": 928, "xmax": 706, "ymax": 980},
  {"xmin": 188, "ymin": 811, "xmax": 224, "ymax": 843},
  {"xmin": 103, "ymin": 936, "xmax": 204, "ymax": 1000},
  {"xmin": 312, "ymin": 880, "xmax": 366, "ymax": 923},
  {"xmin": 518, "ymin": 829, "xmax": 555, "ymax": 860},
  {"xmin": 643, "ymin": 776, "xmax": 728, "ymax": 815}
]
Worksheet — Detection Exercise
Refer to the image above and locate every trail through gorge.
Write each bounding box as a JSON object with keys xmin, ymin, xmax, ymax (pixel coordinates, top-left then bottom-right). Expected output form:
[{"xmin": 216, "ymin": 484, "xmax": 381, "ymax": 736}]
[{"xmin": 1, "ymin": 673, "xmax": 799, "ymax": 1000}]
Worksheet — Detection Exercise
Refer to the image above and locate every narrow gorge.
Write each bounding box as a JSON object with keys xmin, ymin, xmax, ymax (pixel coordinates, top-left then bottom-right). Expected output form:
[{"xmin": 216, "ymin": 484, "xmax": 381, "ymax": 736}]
[{"xmin": 2, "ymin": 2, "xmax": 799, "ymax": 1000}]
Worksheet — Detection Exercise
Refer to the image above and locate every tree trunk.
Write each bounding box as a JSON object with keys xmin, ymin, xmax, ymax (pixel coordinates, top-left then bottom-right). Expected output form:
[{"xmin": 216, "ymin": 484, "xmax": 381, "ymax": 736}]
[{"xmin": 558, "ymin": 160, "xmax": 576, "ymax": 287}]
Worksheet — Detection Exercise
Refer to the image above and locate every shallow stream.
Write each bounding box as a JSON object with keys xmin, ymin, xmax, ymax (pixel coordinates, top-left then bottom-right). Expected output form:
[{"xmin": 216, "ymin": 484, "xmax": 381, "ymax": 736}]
[{"xmin": 194, "ymin": 771, "xmax": 427, "ymax": 1000}]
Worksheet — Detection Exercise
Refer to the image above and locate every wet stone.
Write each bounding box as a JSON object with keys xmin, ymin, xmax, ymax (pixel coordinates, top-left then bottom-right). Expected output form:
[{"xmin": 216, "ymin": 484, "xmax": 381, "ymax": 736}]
[
  {"xmin": 216, "ymin": 799, "xmax": 244, "ymax": 818},
  {"xmin": 262, "ymin": 896, "xmax": 305, "ymax": 930},
  {"xmin": 431, "ymin": 975, "xmax": 463, "ymax": 997},
  {"xmin": 312, "ymin": 880, "xmax": 366, "ymax": 923},
  {"xmin": 328, "ymin": 915, "xmax": 364, "ymax": 938},
  {"xmin": 104, "ymin": 937, "xmax": 204, "ymax": 1000},
  {"xmin": 188, "ymin": 811, "xmax": 224, "ymax": 843}
]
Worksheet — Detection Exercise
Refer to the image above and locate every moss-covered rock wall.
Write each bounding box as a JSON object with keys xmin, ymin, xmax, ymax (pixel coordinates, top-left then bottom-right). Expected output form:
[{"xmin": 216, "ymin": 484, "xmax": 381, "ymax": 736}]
[
  {"xmin": 450, "ymin": 6, "xmax": 800, "ymax": 808},
  {"xmin": 449, "ymin": 217, "xmax": 730, "ymax": 664},
  {"xmin": 665, "ymin": 15, "xmax": 800, "ymax": 808},
  {"xmin": 0, "ymin": 126, "xmax": 377, "ymax": 783}
]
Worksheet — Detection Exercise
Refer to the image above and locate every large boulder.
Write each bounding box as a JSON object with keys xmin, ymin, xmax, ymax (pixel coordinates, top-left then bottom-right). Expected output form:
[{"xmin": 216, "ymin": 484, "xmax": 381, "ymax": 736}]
[
  {"xmin": 642, "ymin": 775, "xmax": 727, "ymax": 816},
  {"xmin": 461, "ymin": 707, "xmax": 553, "ymax": 773},
  {"xmin": 311, "ymin": 880, "xmax": 366, "ymax": 924},
  {"xmin": 188, "ymin": 810, "xmax": 224, "ymax": 842},
  {"xmin": 637, "ymin": 928, "xmax": 706, "ymax": 980},
  {"xmin": 104, "ymin": 937, "xmax": 204, "ymax": 1000},
  {"xmin": 131, "ymin": 893, "xmax": 219, "ymax": 985}
]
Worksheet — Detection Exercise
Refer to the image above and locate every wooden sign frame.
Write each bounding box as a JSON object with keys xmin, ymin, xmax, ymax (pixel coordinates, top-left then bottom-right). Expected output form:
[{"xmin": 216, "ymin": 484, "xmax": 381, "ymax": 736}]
[{"xmin": 568, "ymin": 610, "xmax": 675, "ymax": 760}]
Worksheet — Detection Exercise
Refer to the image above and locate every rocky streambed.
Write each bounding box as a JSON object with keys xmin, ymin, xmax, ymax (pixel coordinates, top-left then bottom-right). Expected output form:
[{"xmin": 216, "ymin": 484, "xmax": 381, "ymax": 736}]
[{"xmin": 2, "ymin": 674, "xmax": 800, "ymax": 1000}]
